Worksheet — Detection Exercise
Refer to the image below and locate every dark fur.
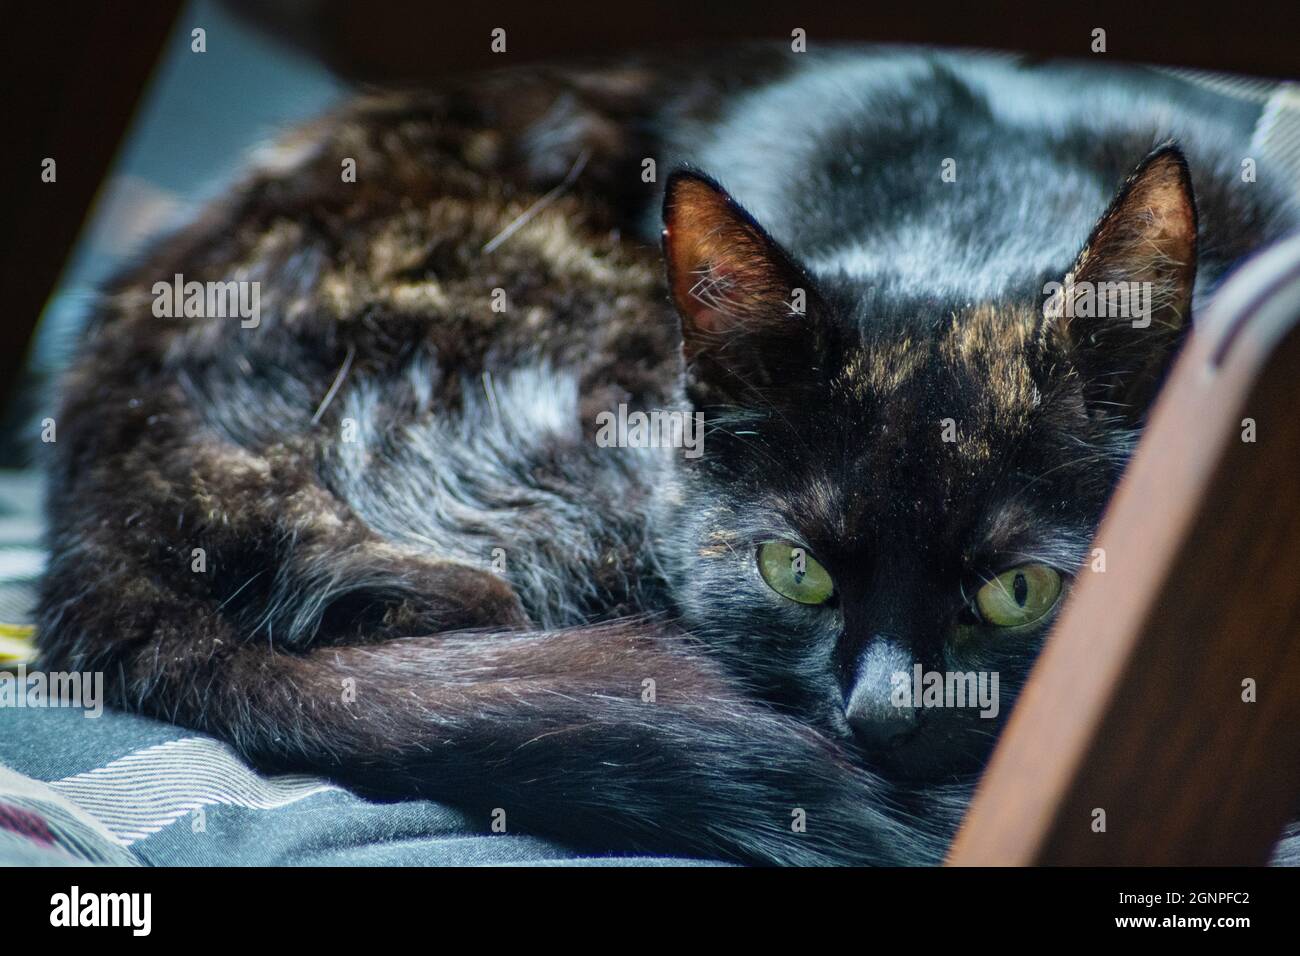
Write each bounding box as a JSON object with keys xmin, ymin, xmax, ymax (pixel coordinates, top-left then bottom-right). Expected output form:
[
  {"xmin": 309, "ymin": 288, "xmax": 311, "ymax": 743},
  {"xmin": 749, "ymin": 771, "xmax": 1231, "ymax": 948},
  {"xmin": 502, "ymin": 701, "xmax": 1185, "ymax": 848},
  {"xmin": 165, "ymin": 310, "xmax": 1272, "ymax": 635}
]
[{"xmin": 36, "ymin": 50, "xmax": 1295, "ymax": 864}]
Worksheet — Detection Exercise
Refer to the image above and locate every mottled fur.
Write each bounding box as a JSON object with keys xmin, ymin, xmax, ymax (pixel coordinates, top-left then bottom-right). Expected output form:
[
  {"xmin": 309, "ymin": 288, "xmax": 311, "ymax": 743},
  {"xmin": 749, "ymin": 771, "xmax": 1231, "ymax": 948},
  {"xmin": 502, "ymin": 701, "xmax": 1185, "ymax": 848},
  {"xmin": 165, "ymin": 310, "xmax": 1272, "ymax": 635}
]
[{"xmin": 37, "ymin": 50, "xmax": 1296, "ymax": 864}]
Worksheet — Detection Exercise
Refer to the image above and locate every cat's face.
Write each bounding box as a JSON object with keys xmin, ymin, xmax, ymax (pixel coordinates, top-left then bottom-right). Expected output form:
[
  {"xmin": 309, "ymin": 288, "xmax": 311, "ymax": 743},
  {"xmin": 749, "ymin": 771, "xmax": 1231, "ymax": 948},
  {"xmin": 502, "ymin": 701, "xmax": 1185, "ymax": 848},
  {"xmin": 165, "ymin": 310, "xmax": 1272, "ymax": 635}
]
[{"xmin": 661, "ymin": 148, "xmax": 1197, "ymax": 780}]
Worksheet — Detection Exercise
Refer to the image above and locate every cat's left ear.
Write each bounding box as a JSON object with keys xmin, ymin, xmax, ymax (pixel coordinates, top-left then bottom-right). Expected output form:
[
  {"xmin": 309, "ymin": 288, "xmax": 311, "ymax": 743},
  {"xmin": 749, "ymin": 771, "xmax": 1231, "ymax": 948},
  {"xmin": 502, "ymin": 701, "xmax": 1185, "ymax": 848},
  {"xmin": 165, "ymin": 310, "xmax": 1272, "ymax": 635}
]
[
  {"xmin": 662, "ymin": 170, "xmax": 823, "ymax": 408},
  {"xmin": 1045, "ymin": 144, "xmax": 1197, "ymax": 419}
]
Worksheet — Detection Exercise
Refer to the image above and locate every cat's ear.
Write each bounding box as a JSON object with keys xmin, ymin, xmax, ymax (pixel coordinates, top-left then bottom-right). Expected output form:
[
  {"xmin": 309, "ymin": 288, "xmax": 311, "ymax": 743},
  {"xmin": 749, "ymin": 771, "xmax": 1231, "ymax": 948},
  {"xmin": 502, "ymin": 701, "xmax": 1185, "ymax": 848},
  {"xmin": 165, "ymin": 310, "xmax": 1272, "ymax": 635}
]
[
  {"xmin": 662, "ymin": 170, "xmax": 822, "ymax": 407},
  {"xmin": 1044, "ymin": 144, "xmax": 1197, "ymax": 419}
]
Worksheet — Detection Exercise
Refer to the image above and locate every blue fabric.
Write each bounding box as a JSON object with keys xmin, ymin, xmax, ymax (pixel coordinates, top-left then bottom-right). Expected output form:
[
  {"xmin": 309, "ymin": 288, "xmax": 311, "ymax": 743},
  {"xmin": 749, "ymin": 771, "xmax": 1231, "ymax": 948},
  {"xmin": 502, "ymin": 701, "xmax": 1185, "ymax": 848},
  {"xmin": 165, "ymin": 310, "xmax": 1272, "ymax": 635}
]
[{"xmin": 0, "ymin": 678, "xmax": 710, "ymax": 867}]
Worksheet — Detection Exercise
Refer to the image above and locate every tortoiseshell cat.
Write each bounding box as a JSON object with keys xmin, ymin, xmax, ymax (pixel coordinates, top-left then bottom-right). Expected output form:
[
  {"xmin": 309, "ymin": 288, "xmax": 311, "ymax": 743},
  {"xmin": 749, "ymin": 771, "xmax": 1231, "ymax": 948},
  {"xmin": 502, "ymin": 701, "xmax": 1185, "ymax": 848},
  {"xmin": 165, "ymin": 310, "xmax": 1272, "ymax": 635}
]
[{"xmin": 37, "ymin": 50, "xmax": 1295, "ymax": 864}]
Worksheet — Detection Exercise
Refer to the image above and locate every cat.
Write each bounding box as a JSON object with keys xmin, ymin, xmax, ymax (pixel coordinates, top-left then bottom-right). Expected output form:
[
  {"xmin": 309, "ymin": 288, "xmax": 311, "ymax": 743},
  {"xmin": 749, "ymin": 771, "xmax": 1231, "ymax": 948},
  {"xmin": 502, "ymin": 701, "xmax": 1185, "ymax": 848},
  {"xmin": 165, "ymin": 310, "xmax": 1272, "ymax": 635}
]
[{"xmin": 34, "ymin": 49, "xmax": 1296, "ymax": 865}]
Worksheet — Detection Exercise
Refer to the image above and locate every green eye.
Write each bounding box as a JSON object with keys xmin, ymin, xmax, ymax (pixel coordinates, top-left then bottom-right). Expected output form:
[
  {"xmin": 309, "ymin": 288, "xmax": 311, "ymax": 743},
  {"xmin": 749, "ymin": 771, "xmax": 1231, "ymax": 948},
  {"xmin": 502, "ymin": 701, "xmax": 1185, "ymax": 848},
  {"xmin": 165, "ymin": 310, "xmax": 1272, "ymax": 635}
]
[
  {"xmin": 757, "ymin": 541, "xmax": 835, "ymax": 605},
  {"xmin": 974, "ymin": 564, "xmax": 1062, "ymax": 628}
]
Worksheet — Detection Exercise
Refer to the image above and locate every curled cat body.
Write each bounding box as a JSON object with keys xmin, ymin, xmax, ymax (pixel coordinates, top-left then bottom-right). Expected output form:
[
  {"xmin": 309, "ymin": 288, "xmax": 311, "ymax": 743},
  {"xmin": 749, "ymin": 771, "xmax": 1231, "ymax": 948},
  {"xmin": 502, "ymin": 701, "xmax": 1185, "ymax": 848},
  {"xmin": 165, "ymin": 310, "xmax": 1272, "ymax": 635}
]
[{"xmin": 37, "ymin": 48, "xmax": 1297, "ymax": 865}]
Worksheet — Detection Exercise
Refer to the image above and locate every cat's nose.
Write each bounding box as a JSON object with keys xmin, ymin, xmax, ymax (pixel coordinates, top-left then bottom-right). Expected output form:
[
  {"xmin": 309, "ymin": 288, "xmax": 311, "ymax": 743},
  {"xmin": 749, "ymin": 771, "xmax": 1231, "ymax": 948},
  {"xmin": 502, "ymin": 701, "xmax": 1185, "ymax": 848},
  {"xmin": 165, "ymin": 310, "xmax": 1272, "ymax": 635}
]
[{"xmin": 844, "ymin": 637, "xmax": 919, "ymax": 750}]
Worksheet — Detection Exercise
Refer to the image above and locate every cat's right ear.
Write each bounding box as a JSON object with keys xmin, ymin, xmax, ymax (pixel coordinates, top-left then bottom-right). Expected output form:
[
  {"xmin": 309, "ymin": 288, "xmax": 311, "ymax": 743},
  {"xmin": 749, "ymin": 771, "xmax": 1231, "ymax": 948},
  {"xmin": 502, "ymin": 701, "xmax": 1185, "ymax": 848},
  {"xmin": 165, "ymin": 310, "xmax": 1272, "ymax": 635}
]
[
  {"xmin": 1043, "ymin": 145, "xmax": 1198, "ymax": 421},
  {"xmin": 662, "ymin": 171, "xmax": 822, "ymax": 407}
]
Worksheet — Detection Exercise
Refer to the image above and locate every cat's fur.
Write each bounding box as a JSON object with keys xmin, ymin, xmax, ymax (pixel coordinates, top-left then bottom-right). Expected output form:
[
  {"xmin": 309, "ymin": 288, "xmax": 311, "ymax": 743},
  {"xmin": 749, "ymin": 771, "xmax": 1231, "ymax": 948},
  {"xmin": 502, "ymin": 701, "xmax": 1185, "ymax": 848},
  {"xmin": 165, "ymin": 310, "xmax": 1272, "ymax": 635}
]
[{"xmin": 36, "ymin": 49, "xmax": 1296, "ymax": 864}]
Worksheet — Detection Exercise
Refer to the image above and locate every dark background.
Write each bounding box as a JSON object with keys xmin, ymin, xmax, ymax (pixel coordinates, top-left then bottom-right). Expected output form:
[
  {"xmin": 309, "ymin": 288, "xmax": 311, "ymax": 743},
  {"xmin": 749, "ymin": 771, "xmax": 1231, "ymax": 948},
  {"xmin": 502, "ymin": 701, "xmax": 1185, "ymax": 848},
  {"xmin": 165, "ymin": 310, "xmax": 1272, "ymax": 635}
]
[{"xmin": 3, "ymin": 0, "xmax": 1297, "ymax": 457}]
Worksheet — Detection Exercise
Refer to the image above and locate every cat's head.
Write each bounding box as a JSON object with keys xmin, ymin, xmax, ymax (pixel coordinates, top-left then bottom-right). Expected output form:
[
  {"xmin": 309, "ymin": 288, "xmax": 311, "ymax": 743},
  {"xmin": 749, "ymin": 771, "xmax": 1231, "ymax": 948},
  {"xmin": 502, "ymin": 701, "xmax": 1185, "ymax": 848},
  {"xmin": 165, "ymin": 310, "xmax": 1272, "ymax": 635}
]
[{"xmin": 660, "ymin": 145, "xmax": 1197, "ymax": 780}]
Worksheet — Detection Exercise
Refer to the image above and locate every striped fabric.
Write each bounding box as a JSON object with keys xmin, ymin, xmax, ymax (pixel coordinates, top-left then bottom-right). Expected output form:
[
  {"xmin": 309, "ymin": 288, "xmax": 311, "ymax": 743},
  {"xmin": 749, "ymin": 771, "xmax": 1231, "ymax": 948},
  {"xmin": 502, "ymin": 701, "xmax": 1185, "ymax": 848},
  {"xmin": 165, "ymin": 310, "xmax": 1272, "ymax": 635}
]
[
  {"xmin": 0, "ymin": 471, "xmax": 42, "ymax": 653},
  {"xmin": 1255, "ymin": 85, "xmax": 1300, "ymax": 192},
  {"xmin": 47, "ymin": 738, "xmax": 342, "ymax": 845},
  {"xmin": 0, "ymin": 766, "xmax": 137, "ymax": 866}
]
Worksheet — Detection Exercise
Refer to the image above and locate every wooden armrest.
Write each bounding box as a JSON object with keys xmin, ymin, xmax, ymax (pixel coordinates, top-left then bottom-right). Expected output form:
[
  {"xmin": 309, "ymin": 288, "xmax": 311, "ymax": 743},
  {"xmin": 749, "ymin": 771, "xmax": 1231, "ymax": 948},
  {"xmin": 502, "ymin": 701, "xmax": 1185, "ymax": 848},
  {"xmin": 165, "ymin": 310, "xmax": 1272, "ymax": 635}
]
[{"xmin": 949, "ymin": 233, "xmax": 1300, "ymax": 865}]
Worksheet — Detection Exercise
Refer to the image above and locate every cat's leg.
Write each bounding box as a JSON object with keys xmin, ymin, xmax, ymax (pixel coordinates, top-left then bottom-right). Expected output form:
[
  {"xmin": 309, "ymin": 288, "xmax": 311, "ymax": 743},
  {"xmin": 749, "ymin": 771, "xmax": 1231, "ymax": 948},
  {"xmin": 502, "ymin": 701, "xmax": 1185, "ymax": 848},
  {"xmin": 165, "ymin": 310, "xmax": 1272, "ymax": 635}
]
[{"xmin": 229, "ymin": 489, "xmax": 532, "ymax": 646}]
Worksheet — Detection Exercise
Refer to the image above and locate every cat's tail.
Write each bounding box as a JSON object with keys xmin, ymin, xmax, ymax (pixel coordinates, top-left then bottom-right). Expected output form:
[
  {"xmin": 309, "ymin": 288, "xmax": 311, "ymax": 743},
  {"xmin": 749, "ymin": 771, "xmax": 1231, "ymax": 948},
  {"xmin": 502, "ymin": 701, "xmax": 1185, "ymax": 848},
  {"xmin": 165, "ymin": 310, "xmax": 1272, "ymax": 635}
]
[{"xmin": 41, "ymin": 612, "xmax": 943, "ymax": 865}]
